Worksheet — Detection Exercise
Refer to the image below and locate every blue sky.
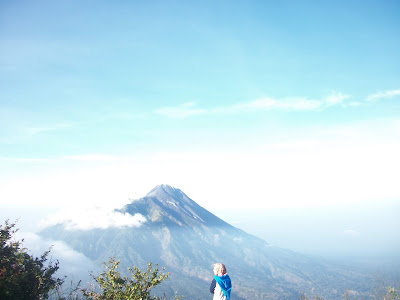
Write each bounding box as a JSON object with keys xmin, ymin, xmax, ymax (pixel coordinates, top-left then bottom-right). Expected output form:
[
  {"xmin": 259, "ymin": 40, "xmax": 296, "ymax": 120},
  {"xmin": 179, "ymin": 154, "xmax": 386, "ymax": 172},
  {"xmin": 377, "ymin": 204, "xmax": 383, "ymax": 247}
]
[{"xmin": 1, "ymin": 0, "xmax": 400, "ymax": 257}]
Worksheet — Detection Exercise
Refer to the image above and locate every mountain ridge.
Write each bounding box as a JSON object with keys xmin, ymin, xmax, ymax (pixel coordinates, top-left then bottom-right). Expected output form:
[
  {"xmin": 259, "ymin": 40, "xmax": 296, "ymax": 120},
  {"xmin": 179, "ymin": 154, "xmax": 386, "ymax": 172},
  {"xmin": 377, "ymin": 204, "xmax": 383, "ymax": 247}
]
[
  {"xmin": 118, "ymin": 184, "xmax": 235, "ymax": 229},
  {"xmin": 40, "ymin": 184, "xmax": 375, "ymax": 299}
]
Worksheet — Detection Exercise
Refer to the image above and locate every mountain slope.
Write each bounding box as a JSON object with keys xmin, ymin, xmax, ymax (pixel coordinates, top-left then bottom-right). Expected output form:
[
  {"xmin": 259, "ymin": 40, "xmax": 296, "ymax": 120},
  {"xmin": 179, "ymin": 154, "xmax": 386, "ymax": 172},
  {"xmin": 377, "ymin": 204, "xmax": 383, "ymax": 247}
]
[
  {"xmin": 40, "ymin": 185, "xmax": 375, "ymax": 299},
  {"xmin": 119, "ymin": 184, "xmax": 232, "ymax": 228}
]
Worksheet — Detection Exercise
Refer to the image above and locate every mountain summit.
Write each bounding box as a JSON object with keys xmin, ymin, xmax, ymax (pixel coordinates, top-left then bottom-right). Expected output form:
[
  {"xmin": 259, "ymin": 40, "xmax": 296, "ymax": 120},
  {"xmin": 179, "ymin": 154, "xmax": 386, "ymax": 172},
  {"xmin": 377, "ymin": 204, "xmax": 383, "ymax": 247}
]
[
  {"xmin": 146, "ymin": 184, "xmax": 183, "ymax": 198},
  {"xmin": 118, "ymin": 184, "xmax": 231, "ymax": 228},
  {"xmin": 40, "ymin": 185, "xmax": 373, "ymax": 299}
]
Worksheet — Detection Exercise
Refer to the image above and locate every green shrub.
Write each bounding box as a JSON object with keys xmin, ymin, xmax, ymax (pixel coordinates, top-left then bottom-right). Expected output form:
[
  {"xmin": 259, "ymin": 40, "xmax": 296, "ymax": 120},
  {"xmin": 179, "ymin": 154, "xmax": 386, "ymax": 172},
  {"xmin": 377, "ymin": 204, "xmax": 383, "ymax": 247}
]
[
  {"xmin": 0, "ymin": 220, "xmax": 63, "ymax": 300},
  {"xmin": 81, "ymin": 257, "xmax": 181, "ymax": 300}
]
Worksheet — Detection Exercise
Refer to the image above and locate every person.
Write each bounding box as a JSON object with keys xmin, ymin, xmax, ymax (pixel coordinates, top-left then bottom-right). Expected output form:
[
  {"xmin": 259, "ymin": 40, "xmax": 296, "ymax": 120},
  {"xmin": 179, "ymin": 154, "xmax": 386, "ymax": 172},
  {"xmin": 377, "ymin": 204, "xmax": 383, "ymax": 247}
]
[{"xmin": 210, "ymin": 263, "xmax": 232, "ymax": 300}]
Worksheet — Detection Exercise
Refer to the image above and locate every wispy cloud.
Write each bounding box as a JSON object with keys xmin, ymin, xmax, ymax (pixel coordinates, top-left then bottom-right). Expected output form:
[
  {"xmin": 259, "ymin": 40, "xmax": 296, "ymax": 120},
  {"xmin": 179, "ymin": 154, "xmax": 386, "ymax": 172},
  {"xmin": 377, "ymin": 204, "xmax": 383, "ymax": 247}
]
[
  {"xmin": 155, "ymin": 92, "xmax": 351, "ymax": 118},
  {"xmin": 62, "ymin": 154, "xmax": 122, "ymax": 162},
  {"xmin": 232, "ymin": 96, "xmax": 323, "ymax": 111},
  {"xmin": 0, "ymin": 153, "xmax": 123, "ymax": 164},
  {"xmin": 15, "ymin": 231, "xmax": 97, "ymax": 277},
  {"xmin": 40, "ymin": 207, "xmax": 146, "ymax": 230},
  {"xmin": 366, "ymin": 89, "xmax": 400, "ymax": 102},
  {"xmin": 325, "ymin": 92, "xmax": 350, "ymax": 106},
  {"xmin": 0, "ymin": 156, "xmax": 52, "ymax": 163},
  {"xmin": 26, "ymin": 123, "xmax": 73, "ymax": 136},
  {"xmin": 156, "ymin": 88, "xmax": 400, "ymax": 119}
]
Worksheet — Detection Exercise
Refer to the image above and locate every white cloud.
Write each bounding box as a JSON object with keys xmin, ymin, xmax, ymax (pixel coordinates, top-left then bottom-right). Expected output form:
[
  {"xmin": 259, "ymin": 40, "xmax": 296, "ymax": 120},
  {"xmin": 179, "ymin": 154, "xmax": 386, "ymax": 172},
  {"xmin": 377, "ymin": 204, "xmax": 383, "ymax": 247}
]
[
  {"xmin": 231, "ymin": 97, "xmax": 278, "ymax": 110},
  {"xmin": 232, "ymin": 92, "xmax": 352, "ymax": 111},
  {"xmin": 0, "ymin": 153, "xmax": 123, "ymax": 164},
  {"xmin": 155, "ymin": 88, "xmax": 400, "ymax": 119},
  {"xmin": 1, "ymin": 119, "xmax": 399, "ymax": 212},
  {"xmin": 155, "ymin": 92, "xmax": 352, "ymax": 118},
  {"xmin": 14, "ymin": 231, "xmax": 97, "ymax": 278},
  {"xmin": 62, "ymin": 154, "xmax": 122, "ymax": 162},
  {"xmin": 40, "ymin": 208, "xmax": 146, "ymax": 230},
  {"xmin": 325, "ymin": 92, "xmax": 350, "ymax": 106},
  {"xmin": 345, "ymin": 101, "xmax": 362, "ymax": 107},
  {"xmin": 233, "ymin": 97, "xmax": 322, "ymax": 111},
  {"xmin": 0, "ymin": 156, "xmax": 52, "ymax": 163},
  {"xmin": 366, "ymin": 89, "xmax": 400, "ymax": 101},
  {"xmin": 27, "ymin": 123, "xmax": 73, "ymax": 136},
  {"xmin": 344, "ymin": 229, "xmax": 360, "ymax": 237}
]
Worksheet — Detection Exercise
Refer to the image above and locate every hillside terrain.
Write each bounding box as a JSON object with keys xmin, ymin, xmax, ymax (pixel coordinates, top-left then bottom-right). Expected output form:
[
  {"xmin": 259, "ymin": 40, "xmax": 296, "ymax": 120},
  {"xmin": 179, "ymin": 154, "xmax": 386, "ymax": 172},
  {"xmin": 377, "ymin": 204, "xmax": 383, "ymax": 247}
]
[{"xmin": 40, "ymin": 185, "xmax": 376, "ymax": 299}]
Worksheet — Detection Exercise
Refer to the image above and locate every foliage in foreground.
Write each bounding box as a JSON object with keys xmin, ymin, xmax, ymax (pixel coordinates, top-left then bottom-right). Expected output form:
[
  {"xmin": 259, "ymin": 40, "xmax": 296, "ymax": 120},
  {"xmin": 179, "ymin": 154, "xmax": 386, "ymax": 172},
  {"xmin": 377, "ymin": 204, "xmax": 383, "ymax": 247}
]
[
  {"xmin": 0, "ymin": 220, "xmax": 64, "ymax": 300},
  {"xmin": 81, "ymin": 257, "xmax": 181, "ymax": 300},
  {"xmin": 375, "ymin": 286, "xmax": 400, "ymax": 300}
]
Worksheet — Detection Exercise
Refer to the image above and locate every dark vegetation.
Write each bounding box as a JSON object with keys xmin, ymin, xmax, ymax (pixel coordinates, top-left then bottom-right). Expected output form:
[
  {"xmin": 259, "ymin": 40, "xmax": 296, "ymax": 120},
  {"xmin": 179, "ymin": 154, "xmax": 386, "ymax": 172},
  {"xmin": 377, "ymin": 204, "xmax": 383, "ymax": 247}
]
[{"xmin": 0, "ymin": 220, "xmax": 62, "ymax": 300}]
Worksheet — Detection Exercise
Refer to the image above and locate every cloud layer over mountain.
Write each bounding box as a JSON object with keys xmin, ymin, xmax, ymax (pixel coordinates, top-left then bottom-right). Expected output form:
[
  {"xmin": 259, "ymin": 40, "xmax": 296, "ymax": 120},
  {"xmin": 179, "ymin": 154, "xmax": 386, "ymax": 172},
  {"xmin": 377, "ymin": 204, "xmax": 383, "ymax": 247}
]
[
  {"xmin": 15, "ymin": 231, "xmax": 96, "ymax": 279},
  {"xmin": 40, "ymin": 207, "xmax": 146, "ymax": 230}
]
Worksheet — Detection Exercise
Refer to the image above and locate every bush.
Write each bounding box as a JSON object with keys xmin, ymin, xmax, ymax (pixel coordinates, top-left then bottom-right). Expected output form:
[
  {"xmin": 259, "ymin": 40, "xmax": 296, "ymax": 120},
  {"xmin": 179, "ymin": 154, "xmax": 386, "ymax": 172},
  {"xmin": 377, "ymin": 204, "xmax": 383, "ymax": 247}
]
[
  {"xmin": 81, "ymin": 257, "xmax": 182, "ymax": 300},
  {"xmin": 0, "ymin": 220, "xmax": 63, "ymax": 300}
]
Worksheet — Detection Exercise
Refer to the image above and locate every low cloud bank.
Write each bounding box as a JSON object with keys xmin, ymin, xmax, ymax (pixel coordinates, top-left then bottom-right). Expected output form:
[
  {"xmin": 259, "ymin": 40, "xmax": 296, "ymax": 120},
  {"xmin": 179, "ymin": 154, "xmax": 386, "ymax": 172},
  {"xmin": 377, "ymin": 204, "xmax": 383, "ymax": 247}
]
[
  {"xmin": 15, "ymin": 231, "xmax": 97, "ymax": 281},
  {"xmin": 40, "ymin": 207, "xmax": 146, "ymax": 230}
]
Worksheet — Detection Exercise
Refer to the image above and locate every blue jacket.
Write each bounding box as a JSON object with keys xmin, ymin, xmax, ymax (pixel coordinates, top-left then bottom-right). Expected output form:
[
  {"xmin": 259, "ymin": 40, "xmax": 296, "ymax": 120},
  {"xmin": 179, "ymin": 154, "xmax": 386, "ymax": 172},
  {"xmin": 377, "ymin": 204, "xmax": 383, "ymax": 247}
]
[{"xmin": 210, "ymin": 274, "xmax": 232, "ymax": 299}]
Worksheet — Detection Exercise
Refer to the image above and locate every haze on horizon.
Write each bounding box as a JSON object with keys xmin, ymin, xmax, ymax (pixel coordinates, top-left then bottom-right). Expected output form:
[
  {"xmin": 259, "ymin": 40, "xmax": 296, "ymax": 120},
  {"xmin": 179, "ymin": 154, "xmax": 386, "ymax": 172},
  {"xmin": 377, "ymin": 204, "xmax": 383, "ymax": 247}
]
[{"xmin": 1, "ymin": 0, "xmax": 399, "ymax": 263}]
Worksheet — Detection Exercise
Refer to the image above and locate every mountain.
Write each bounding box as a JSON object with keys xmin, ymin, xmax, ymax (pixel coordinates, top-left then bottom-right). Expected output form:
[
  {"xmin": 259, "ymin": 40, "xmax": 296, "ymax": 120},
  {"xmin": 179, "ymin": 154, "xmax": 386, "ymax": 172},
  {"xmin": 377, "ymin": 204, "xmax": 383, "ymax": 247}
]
[{"xmin": 40, "ymin": 185, "xmax": 375, "ymax": 299}]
